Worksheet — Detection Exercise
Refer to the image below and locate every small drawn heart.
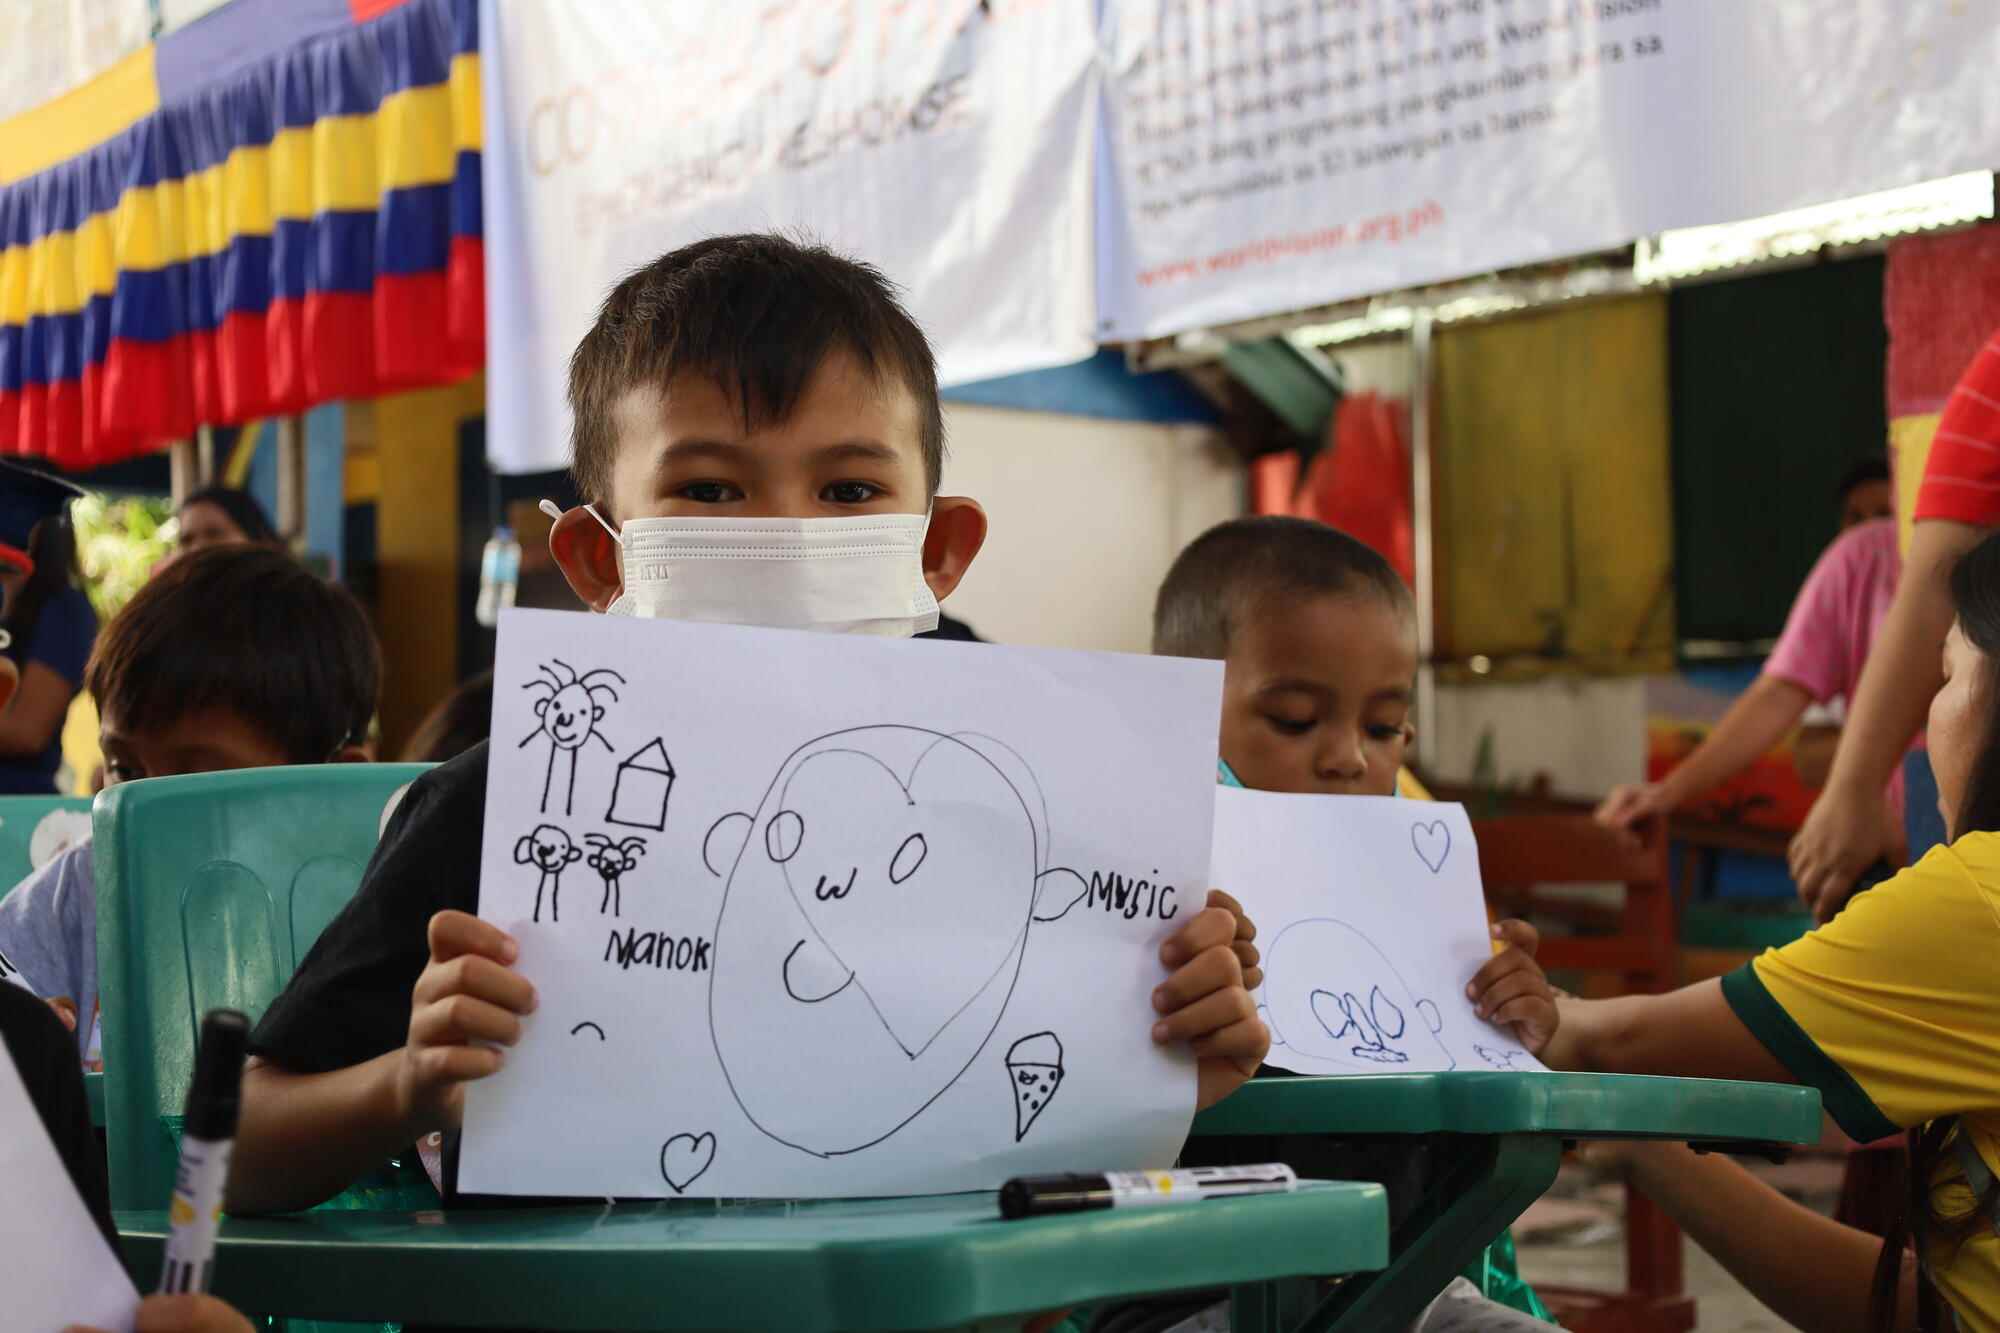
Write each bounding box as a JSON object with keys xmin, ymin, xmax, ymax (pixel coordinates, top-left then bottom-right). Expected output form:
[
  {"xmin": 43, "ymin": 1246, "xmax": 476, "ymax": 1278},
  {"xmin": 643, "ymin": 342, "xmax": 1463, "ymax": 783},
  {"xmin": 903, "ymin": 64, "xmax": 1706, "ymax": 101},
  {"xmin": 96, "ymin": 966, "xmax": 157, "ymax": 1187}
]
[
  {"xmin": 1411, "ymin": 820, "xmax": 1451, "ymax": 874},
  {"xmin": 659, "ymin": 1132, "xmax": 717, "ymax": 1194}
]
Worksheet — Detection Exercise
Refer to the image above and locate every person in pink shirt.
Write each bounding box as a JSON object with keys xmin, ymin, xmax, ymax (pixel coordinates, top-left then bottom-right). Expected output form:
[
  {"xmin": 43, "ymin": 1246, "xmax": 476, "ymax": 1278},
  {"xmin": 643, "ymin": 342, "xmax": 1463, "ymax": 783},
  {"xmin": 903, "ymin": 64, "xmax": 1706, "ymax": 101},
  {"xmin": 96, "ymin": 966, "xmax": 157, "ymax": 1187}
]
[{"xmin": 1598, "ymin": 515, "xmax": 1906, "ymax": 854}]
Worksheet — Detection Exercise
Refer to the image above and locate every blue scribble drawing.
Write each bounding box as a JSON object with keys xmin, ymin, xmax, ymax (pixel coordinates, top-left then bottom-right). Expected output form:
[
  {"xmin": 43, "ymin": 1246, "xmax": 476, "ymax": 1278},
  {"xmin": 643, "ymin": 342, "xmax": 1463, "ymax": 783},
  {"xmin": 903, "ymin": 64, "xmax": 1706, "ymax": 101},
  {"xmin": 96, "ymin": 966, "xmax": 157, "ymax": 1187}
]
[
  {"xmin": 1259, "ymin": 917, "xmax": 1455, "ymax": 1072},
  {"xmin": 1410, "ymin": 819, "xmax": 1451, "ymax": 874},
  {"xmin": 1311, "ymin": 984, "xmax": 1416, "ymax": 1064},
  {"xmin": 1474, "ymin": 1043, "xmax": 1533, "ymax": 1071}
]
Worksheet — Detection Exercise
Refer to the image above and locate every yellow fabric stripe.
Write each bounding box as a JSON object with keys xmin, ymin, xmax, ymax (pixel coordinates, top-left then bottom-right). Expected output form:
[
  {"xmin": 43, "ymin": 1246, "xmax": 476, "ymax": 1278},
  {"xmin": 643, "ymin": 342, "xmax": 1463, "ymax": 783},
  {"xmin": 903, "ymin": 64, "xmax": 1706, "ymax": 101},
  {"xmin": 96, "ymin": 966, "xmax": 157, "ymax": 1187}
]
[
  {"xmin": 377, "ymin": 83, "xmax": 457, "ymax": 193},
  {"xmin": 1890, "ymin": 413, "xmax": 1941, "ymax": 558},
  {"xmin": 224, "ymin": 420, "xmax": 265, "ymax": 487},
  {"xmin": 0, "ymin": 46, "xmax": 159, "ymax": 187},
  {"xmin": 450, "ymin": 52, "xmax": 482, "ymax": 154}
]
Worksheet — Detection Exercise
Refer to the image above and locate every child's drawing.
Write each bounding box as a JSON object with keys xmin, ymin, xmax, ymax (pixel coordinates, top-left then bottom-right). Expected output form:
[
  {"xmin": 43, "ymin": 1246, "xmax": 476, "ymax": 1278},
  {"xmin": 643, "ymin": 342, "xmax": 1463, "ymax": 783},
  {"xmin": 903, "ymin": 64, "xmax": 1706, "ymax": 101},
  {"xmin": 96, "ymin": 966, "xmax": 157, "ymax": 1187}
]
[
  {"xmin": 606, "ymin": 738, "xmax": 675, "ymax": 831},
  {"xmin": 514, "ymin": 824, "xmax": 583, "ymax": 924},
  {"xmin": 1410, "ymin": 819, "xmax": 1451, "ymax": 874},
  {"xmin": 1004, "ymin": 1031, "xmax": 1064, "ymax": 1141},
  {"xmin": 519, "ymin": 659, "xmax": 625, "ymax": 816},
  {"xmin": 570, "ymin": 1021, "xmax": 607, "ymax": 1041},
  {"xmin": 706, "ymin": 726, "xmax": 1084, "ymax": 1159},
  {"xmin": 659, "ymin": 1132, "xmax": 717, "ymax": 1194},
  {"xmin": 1260, "ymin": 917, "xmax": 1454, "ymax": 1071},
  {"xmin": 1475, "ymin": 1043, "xmax": 1533, "ymax": 1071},
  {"xmin": 583, "ymin": 833, "xmax": 648, "ymax": 917}
]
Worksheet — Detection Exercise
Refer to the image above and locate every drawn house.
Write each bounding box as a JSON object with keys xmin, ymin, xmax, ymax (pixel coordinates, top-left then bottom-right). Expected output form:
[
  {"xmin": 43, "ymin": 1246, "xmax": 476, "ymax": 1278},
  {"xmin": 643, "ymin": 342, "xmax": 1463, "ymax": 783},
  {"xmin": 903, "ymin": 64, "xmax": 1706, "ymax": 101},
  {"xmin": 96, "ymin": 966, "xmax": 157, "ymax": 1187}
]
[{"xmin": 607, "ymin": 738, "xmax": 676, "ymax": 831}]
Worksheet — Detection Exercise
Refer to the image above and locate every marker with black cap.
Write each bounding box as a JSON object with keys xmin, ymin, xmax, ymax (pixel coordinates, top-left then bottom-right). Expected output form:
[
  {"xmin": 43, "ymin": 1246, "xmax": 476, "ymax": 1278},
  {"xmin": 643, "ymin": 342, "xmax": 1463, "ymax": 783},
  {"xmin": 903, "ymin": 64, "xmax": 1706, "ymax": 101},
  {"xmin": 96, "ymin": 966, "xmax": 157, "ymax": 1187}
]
[
  {"xmin": 999, "ymin": 1163, "xmax": 1298, "ymax": 1220},
  {"xmin": 160, "ymin": 1009, "xmax": 250, "ymax": 1294}
]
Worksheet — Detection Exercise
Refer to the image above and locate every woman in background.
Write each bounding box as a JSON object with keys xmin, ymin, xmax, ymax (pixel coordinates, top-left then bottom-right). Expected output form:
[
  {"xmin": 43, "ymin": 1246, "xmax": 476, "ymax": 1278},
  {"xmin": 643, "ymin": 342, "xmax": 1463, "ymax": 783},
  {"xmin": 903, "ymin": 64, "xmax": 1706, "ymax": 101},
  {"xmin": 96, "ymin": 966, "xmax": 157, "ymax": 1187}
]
[
  {"xmin": 172, "ymin": 486, "xmax": 281, "ymax": 557},
  {"xmin": 0, "ymin": 465, "xmax": 96, "ymax": 795}
]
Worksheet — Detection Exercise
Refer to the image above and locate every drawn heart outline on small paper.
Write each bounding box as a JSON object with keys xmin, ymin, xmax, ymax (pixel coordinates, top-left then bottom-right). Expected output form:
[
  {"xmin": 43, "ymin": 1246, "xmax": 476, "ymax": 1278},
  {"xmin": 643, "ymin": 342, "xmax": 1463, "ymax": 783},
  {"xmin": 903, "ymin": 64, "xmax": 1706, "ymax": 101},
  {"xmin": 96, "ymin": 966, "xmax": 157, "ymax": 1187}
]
[
  {"xmin": 1410, "ymin": 820, "xmax": 1451, "ymax": 874},
  {"xmin": 659, "ymin": 1132, "xmax": 717, "ymax": 1194}
]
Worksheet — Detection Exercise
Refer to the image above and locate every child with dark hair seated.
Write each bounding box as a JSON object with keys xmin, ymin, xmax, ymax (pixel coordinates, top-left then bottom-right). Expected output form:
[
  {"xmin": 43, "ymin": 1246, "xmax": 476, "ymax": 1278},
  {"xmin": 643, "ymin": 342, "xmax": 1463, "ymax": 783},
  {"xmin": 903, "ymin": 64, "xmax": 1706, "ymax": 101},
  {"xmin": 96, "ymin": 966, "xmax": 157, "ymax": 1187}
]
[
  {"xmin": 228, "ymin": 233, "xmax": 1266, "ymax": 1222},
  {"xmin": 1157, "ymin": 516, "xmax": 1559, "ymax": 1329},
  {"xmin": 0, "ymin": 546, "xmax": 380, "ymax": 1066}
]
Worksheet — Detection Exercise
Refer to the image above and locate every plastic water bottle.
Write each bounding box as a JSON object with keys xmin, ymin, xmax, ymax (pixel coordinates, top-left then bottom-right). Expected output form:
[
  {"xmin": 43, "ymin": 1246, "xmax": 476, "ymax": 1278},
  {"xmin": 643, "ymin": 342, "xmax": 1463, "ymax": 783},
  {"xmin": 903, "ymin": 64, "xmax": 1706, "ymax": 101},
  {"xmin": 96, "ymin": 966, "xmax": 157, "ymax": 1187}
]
[{"xmin": 476, "ymin": 525, "xmax": 521, "ymax": 628}]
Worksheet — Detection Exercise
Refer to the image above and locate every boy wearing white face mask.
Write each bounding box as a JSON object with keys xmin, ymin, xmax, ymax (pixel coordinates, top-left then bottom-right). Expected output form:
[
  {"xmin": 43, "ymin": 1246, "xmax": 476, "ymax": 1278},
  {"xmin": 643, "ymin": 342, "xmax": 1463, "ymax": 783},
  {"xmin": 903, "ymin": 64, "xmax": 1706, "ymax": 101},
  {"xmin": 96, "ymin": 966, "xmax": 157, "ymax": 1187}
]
[{"xmin": 228, "ymin": 234, "xmax": 1270, "ymax": 1222}]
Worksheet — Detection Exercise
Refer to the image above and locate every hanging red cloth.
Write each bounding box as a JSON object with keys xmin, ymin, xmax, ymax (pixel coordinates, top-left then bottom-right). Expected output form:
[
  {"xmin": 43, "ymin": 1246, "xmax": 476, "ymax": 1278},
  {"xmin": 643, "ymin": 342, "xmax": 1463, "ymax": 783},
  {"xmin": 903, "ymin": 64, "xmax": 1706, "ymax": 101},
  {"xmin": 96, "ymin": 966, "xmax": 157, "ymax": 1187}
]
[{"xmin": 1249, "ymin": 391, "xmax": 1415, "ymax": 586}]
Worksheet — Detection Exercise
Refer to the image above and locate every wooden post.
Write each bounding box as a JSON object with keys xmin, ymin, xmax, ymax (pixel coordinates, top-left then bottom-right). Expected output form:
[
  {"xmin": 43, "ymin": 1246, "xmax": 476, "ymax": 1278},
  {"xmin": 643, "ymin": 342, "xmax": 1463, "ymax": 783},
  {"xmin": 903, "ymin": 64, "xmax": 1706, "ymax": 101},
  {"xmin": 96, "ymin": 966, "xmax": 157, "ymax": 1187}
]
[
  {"xmin": 169, "ymin": 439, "xmax": 198, "ymax": 504},
  {"xmin": 1408, "ymin": 308, "xmax": 1438, "ymax": 772},
  {"xmin": 276, "ymin": 414, "xmax": 306, "ymax": 551}
]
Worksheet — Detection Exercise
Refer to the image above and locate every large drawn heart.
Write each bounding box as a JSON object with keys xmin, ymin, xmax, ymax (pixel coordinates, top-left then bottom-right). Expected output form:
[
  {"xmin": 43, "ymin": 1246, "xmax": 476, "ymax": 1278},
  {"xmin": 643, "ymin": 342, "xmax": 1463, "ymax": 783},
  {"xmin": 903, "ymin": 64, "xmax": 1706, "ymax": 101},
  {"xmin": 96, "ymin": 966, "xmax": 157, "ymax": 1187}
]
[
  {"xmin": 1410, "ymin": 820, "xmax": 1451, "ymax": 874},
  {"xmin": 659, "ymin": 1132, "xmax": 716, "ymax": 1194},
  {"xmin": 774, "ymin": 740, "xmax": 1037, "ymax": 1058}
]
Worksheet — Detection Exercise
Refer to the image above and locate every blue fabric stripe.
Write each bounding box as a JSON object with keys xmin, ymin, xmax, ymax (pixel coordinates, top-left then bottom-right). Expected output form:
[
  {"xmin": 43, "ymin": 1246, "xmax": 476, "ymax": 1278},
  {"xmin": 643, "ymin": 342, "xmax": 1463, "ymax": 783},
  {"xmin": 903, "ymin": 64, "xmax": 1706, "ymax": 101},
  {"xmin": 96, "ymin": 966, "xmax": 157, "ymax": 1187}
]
[
  {"xmin": 155, "ymin": 0, "xmax": 352, "ymax": 107},
  {"xmin": 452, "ymin": 149, "xmax": 482, "ymax": 240},
  {"xmin": 379, "ymin": 184, "xmax": 452, "ymax": 275},
  {"xmin": 377, "ymin": 0, "xmax": 455, "ymax": 95}
]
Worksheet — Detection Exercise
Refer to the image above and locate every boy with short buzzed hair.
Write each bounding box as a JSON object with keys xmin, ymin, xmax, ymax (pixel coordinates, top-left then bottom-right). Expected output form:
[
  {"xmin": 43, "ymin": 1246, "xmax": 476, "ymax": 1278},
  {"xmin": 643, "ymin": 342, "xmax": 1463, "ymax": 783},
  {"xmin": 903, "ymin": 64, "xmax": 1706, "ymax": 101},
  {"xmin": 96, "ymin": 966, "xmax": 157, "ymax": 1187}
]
[
  {"xmin": 231, "ymin": 234, "xmax": 1269, "ymax": 1216},
  {"xmin": 1156, "ymin": 516, "xmax": 1559, "ymax": 1326}
]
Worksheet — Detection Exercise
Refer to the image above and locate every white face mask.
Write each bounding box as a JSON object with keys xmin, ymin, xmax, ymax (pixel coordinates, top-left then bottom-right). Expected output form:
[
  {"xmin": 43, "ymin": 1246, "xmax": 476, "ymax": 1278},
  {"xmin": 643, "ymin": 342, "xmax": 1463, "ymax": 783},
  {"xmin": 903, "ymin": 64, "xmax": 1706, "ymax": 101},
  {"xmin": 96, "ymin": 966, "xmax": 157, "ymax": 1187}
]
[{"xmin": 543, "ymin": 501, "xmax": 940, "ymax": 638}]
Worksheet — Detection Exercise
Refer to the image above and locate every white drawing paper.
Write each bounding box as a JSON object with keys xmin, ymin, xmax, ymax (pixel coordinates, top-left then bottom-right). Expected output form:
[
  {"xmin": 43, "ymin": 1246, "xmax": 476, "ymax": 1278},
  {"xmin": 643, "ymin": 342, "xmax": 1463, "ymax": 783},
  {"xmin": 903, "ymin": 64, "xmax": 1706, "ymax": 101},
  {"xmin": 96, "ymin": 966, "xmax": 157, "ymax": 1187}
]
[
  {"xmin": 0, "ymin": 1025, "xmax": 138, "ymax": 1332},
  {"xmin": 462, "ymin": 609, "xmax": 1222, "ymax": 1198},
  {"xmin": 1211, "ymin": 789, "xmax": 1546, "ymax": 1077}
]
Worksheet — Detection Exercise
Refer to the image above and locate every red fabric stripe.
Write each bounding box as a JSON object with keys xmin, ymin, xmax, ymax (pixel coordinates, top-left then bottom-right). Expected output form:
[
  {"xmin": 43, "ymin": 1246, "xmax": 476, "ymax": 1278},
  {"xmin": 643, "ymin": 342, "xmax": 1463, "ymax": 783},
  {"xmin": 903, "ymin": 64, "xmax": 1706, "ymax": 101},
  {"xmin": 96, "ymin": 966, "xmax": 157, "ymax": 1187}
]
[
  {"xmin": 266, "ymin": 297, "xmax": 306, "ymax": 410},
  {"xmin": 446, "ymin": 234, "xmax": 486, "ymax": 380},
  {"xmin": 40, "ymin": 379, "xmax": 86, "ymax": 469},
  {"xmin": 303, "ymin": 291, "xmax": 377, "ymax": 403},
  {"xmin": 375, "ymin": 269, "xmax": 450, "ymax": 390},
  {"xmin": 102, "ymin": 336, "xmax": 197, "ymax": 456}
]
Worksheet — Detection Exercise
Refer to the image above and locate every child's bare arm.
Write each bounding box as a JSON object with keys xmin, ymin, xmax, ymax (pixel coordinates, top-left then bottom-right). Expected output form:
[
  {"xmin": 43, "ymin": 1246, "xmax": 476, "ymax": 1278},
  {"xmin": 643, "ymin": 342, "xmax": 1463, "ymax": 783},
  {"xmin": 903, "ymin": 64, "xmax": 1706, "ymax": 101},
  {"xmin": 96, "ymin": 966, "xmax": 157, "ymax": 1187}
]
[
  {"xmin": 228, "ymin": 912, "xmax": 535, "ymax": 1214},
  {"xmin": 1588, "ymin": 1141, "xmax": 1912, "ymax": 1333},
  {"xmin": 228, "ymin": 1052, "xmax": 414, "ymax": 1214},
  {"xmin": 1465, "ymin": 920, "xmax": 1557, "ymax": 1054}
]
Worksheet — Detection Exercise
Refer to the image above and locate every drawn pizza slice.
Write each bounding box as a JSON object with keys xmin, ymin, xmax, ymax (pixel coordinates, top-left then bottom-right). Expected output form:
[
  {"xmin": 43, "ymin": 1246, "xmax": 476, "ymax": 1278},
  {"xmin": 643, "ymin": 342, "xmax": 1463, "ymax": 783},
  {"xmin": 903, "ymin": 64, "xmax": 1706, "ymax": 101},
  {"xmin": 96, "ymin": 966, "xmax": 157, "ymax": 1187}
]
[{"xmin": 1005, "ymin": 1031, "xmax": 1064, "ymax": 1141}]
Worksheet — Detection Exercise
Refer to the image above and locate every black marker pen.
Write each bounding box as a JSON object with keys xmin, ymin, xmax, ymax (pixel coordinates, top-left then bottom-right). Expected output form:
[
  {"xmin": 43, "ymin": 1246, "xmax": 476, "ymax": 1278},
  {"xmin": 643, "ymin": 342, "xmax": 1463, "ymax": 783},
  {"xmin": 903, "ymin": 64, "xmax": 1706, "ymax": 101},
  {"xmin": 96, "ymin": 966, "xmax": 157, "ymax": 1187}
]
[
  {"xmin": 159, "ymin": 1009, "xmax": 250, "ymax": 1295},
  {"xmin": 999, "ymin": 1163, "xmax": 1298, "ymax": 1219}
]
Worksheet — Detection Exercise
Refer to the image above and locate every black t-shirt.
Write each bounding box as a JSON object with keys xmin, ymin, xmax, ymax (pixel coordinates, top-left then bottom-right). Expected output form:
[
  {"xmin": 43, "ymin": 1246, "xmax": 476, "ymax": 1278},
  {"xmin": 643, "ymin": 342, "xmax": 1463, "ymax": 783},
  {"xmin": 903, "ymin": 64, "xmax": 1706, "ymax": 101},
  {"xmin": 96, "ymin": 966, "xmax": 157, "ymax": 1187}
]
[
  {"xmin": 251, "ymin": 742, "xmax": 491, "ymax": 1198},
  {"xmin": 2, "ymin": 981, "xmax": 115, "ymax": 1246}
]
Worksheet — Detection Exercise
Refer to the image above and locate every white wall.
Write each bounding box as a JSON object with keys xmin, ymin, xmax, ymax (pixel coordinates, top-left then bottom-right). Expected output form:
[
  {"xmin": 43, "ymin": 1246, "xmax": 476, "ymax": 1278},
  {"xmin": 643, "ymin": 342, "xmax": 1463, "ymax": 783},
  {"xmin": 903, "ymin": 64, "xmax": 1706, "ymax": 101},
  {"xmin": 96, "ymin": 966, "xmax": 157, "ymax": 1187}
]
[
  {"xmin": 938, "ymin": 403, "xmax": 1244, "ymax": 654},
  {"xmin": 1428, "ymin": 678, "xmax": 1648, "ymax": 800}
]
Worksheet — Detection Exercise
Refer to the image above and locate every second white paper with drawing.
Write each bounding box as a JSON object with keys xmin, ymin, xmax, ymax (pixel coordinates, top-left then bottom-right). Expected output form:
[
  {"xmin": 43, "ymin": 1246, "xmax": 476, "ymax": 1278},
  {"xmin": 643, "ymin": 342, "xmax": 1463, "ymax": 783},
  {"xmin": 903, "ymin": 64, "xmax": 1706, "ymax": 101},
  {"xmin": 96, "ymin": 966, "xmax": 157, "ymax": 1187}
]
[
  {"xmin": 460, "ymin": 610, "xmax": 1223, "ymax": 1198},
  {"xmin": 1212, "ymin": 788, "xmax": 1545, "ymax": 1076}
]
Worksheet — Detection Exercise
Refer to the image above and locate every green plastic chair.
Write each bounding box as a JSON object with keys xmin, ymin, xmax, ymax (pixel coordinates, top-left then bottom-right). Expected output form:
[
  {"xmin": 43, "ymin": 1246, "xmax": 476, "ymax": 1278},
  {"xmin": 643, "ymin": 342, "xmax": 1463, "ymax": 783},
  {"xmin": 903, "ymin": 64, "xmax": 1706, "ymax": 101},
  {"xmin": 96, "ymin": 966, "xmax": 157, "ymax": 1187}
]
[
  {"xmin": 94, "ymin": 764, "xmax": 430, "ymax": 1213},
  {"xmin": 0, "ymin": 793, "xmax": 92, "ymax": 893},
  {"xmin": 92, "ymin": 765, "xmax": 1393, "ymax": 1330}
]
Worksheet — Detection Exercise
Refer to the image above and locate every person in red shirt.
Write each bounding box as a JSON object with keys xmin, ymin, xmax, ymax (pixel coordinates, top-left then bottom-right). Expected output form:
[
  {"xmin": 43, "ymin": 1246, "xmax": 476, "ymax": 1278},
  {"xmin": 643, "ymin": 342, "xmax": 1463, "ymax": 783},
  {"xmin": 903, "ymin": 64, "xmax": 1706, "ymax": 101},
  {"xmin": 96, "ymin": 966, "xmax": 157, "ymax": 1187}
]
[{"xmin": 1791, "ymin": 331, "xmax": 2000, "ymax": 920}]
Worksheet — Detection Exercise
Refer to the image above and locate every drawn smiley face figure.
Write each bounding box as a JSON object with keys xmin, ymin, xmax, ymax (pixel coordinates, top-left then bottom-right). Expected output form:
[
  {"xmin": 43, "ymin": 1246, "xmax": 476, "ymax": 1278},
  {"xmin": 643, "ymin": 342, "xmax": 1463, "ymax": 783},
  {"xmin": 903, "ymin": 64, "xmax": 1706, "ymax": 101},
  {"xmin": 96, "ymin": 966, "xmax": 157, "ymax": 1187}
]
[
  {"xmin": 1259, "ymin": 917, "xmax": 1454, "ymax": 1072},
  {"xmin": 539, "ymin": 682, "xmax": 601, "ymax": 750},
  {"xmin": 708, "ymin": 727, "xmax": 1049, "ymax": 1157}
]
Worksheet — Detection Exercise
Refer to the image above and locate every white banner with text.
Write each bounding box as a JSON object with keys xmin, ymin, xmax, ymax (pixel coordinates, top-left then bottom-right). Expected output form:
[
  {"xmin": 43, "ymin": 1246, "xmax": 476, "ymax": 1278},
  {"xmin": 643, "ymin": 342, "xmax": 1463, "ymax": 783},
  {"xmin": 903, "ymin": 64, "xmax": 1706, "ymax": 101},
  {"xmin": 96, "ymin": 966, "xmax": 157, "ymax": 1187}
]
[{"xmin": 483, "ymin": 0, "xmax": 2000, "ymax": 472}]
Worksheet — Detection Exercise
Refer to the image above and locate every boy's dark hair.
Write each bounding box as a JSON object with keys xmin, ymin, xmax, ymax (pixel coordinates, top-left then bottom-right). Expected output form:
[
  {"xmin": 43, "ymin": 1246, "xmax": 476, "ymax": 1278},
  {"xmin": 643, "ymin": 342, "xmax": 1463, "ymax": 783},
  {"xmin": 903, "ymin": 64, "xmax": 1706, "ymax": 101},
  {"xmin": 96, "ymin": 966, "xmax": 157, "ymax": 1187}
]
[
  {"xmin": 402, "ymin": 670, "xmax": 493, "ymax": 764},
  {"xmin": 180, "ymin": 485, "xmax": 281, "ymax": 546},
  {"xmin": 86, "ymin": 547, "xmax": 380, "ymax": 763},
  {"xmin": 1153, "ymin": 516, "xmax": 1413, "ymax": 659},
  {"xmin": 567, "ymin": 233, "xmax": 945, "ymax": 508},
  {"xmin": 1834, "ymin": 456, "xmax": 1890, "ymax": 504}
]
